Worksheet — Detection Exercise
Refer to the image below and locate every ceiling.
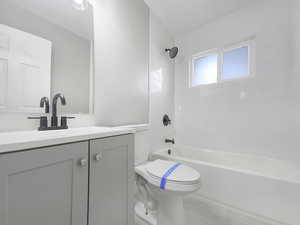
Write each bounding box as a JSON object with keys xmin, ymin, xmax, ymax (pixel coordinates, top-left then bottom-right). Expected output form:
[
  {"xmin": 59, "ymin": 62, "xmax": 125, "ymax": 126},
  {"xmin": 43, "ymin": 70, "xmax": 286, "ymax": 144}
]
[
  {"xmin": 144, "ymin": 0, "xmax": 257, "ymax": 36},
  {"xmin": 5, "ymin": 0, "xmax": 93, "ymax": 40}
]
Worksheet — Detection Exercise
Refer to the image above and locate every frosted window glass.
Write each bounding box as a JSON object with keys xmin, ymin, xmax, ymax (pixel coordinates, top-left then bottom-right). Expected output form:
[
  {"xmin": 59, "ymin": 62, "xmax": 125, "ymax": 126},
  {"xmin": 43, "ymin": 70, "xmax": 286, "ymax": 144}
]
[
  {"xmin": 222, "ymin": 46, "xmax": 249, "ymax": 80},
  {"xmin": 192, "ymin": 54, "xmax": 218, "ymax": 86}
]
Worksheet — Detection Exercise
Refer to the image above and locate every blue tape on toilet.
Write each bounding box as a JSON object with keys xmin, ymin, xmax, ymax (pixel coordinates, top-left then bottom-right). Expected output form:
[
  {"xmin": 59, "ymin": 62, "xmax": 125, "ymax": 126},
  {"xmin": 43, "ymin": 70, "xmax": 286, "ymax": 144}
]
[{"xmin": 160, "ymin": 163, "xmax": 181, "ymax": 189}]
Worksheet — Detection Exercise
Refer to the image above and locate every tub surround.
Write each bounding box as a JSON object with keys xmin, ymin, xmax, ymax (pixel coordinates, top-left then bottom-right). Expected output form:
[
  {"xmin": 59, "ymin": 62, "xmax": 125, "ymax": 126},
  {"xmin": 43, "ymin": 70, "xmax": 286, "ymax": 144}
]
[
  {"xmin": 0, "ymin": 126, "xmax": 135, "ymax": 154},
  {"xmin": 174, "ymin": 0, "xmax": 300, "ymax": 163}
]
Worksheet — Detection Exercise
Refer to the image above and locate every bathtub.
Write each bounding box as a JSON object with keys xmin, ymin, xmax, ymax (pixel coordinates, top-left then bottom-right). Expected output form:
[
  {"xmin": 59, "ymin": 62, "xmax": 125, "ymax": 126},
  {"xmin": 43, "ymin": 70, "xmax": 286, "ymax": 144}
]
[{"xmin": 151, "ymin": 147, "xmax": 300, "ymax": 225}]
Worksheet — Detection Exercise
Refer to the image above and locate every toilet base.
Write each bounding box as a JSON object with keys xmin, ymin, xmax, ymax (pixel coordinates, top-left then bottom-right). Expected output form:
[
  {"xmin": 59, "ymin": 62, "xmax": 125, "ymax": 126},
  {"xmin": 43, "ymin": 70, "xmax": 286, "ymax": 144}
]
[
  {"xmin": 157, "ymin": 195, "xmax": 185, "ymax": 225},
  {"xmin": 135, "ymin": 197, "xmax": 185, "ymax": 225}
]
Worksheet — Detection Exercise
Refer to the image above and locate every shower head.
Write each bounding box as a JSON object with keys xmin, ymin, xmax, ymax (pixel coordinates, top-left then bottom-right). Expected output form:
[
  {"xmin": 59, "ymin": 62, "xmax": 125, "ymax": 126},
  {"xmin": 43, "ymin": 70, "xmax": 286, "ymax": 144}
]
[{"xmin": 165, "ymin": 47, "xmax": 178, "ymax": 59}]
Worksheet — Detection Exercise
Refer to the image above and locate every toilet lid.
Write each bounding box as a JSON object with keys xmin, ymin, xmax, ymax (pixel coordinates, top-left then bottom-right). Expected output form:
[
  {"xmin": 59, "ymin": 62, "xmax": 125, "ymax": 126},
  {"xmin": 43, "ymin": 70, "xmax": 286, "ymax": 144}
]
[{"xmin": 146, "ymin": 160, "xmax": 200, "ymax": 184}]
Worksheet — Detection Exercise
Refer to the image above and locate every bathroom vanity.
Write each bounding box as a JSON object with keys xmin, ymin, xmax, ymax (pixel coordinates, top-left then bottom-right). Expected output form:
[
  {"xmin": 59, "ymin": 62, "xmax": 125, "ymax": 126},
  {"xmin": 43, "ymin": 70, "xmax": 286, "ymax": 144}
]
[{"xmin": 0, "ymin": 127, "xmax": 135, "ymax": 225}]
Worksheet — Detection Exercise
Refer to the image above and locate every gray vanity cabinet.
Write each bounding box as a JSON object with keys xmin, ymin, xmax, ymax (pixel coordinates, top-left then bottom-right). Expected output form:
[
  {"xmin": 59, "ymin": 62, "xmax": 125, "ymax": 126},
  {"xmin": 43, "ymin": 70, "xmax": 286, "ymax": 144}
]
[
  {"xmin": 0, "ymin": 134, "xmax": 134, "ymax": 225},
  {"xmin": 89, "ymin": 134, "xmax": 134, "ymax": 225},
  {"xmin": 0, "ymin": 142, "xmax": 89, "ymax": 225}
]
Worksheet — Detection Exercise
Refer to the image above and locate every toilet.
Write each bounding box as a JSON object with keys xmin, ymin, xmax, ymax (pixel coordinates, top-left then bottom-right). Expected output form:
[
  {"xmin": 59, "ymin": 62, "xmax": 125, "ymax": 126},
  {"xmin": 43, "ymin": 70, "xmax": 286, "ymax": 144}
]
[{"xmin": 135, "ymin": 159, "xmax": 201, "ymax": 225}]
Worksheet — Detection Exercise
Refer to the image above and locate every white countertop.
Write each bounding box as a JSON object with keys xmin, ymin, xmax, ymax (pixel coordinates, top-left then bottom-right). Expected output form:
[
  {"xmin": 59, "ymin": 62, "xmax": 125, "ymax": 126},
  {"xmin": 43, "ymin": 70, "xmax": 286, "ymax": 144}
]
[{"xmin": 0, "ymin": 126, "xmax": 135, "ymax": 154}]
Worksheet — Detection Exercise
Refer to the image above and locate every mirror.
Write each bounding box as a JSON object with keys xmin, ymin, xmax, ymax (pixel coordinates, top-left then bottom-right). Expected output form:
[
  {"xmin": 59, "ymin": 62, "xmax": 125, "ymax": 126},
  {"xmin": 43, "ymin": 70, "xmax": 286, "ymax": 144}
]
[{"xmin": 0, "ymin": 0, "xmax": 94, "ymax": 114}]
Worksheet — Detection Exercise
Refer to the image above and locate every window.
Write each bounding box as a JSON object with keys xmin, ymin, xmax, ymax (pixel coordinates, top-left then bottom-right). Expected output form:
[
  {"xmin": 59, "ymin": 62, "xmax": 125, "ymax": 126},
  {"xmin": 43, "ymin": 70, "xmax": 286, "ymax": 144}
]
[
  {"xmin": 191, "ymin": 53, "xmax": 218, "ymax": 86},
  {"xmin": 223, "ymin": 46, "xmax": 249, "ymax": 80},
  {"xmin": 190, "ymin": 40, "xmax": 254, "ymax": 87}
]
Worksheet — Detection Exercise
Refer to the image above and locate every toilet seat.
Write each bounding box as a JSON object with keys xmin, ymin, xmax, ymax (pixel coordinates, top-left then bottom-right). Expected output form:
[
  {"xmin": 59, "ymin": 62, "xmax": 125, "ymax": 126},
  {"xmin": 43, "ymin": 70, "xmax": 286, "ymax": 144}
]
[
  {"xmin": 135, "ymin": 160, "xmax": 201, "ymax": 193},
  {"xmin": 146, "ymin": 160, "xmax": 200, "ymax": 185}
]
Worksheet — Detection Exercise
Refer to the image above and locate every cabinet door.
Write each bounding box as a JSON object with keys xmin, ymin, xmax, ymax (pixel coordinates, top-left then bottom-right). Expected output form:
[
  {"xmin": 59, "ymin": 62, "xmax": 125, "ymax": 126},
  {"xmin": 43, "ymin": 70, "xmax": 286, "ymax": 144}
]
[
  {"xmin": 0, "ymin": 142, "xmax": 89, "ymax": 225},
  {"xmin": 89, "ymin": 135, "xmax": 134, "ymax": 225}
]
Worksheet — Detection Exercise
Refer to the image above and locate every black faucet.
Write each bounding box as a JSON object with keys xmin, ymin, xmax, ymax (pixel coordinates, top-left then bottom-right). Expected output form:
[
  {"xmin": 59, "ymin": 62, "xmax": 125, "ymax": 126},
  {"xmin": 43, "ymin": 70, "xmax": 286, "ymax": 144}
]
[
  {"xmin": 29, "ymin": 94, "xmax": 74, "ymax": 131},
  {"xmin": 165, "ymin": 138, "xmax": 175, "ymax": 144},
  {"xmin": 51, "ymin": 93, "xmax": 66, "ymax": 127}
]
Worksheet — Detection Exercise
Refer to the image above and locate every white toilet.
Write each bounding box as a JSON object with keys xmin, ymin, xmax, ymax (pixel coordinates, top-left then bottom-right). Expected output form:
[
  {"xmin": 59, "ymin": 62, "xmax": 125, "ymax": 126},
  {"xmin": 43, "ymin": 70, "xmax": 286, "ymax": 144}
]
[{"xmin": 135, "ymin": 159, "xmax": 201, "ymax": 225}]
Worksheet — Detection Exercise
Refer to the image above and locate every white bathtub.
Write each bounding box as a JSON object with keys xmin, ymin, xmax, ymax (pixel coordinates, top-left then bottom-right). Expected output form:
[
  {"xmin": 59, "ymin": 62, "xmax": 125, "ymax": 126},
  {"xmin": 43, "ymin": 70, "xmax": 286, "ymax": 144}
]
[{"xmin": 151, "ymin": 147, "xmax": 300, "ymax": 225}]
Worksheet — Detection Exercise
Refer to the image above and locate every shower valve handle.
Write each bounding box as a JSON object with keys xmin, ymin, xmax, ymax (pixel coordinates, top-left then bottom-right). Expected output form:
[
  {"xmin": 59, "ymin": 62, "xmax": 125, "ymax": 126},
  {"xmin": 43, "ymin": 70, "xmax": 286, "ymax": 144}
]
[{"xmin": 165, "ymin": 138, "xmax": 175, "ymax": 144}]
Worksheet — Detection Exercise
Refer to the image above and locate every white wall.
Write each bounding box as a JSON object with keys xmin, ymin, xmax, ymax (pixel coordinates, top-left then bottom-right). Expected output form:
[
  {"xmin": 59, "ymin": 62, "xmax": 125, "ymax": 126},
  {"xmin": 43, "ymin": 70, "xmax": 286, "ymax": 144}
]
[
  {"xmin": 93, "ymin": 0, "xmax": 176, "ymax": 164},
  {"xmin": 135, "ymin": 12, "xmax": 175, "ymax": 164},
  {"xmin": 175, "ymin": 0, "xmax": 300, "ymax": 163},
  {"xmin": 93, "ymin": 0, "xmax": 150, "ymax": 126}
]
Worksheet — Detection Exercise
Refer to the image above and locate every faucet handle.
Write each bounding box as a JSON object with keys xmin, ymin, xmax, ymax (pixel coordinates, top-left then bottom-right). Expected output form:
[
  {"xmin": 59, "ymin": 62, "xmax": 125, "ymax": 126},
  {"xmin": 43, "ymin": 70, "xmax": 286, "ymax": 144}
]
[
  {"xmin": 65, "ymin": 116, "xmax": 76, "ymax": 119},
  {"xmin": 40, "ymin": 97, "xmax": 50, "ymax": 114},
  {"xmin": 163, "ymin": 114, "xmax": 172, "ymax": 126},
  {"xmin": 28, "ymin": 116, "xmax": 41, "ymax": 119},
  {"xmin": 61, "ymin": 116, "xmax": 75, "ymax": 129},
  {"xmin": 28, "ymin": 116, "xmax": 48, "ymax": 131}
]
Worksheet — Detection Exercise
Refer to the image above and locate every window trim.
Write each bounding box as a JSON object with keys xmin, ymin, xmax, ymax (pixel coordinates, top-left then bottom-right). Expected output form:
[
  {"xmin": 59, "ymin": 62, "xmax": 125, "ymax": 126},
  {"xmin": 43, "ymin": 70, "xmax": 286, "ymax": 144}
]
[{"xmin": 189, "ymin": 39, "xmax": 255, "ymax": 88}]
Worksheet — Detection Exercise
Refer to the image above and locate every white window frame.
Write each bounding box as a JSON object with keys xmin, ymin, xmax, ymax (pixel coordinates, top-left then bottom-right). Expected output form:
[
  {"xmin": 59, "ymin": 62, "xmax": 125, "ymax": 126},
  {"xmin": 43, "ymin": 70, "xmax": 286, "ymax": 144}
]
[
  {"xmin": 189, "ymin": 48, "xmax": 220, "ymax": 87},
  {"xmin": 189, "ymin": 39, "xmax": 255, "ymax": 88}
]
